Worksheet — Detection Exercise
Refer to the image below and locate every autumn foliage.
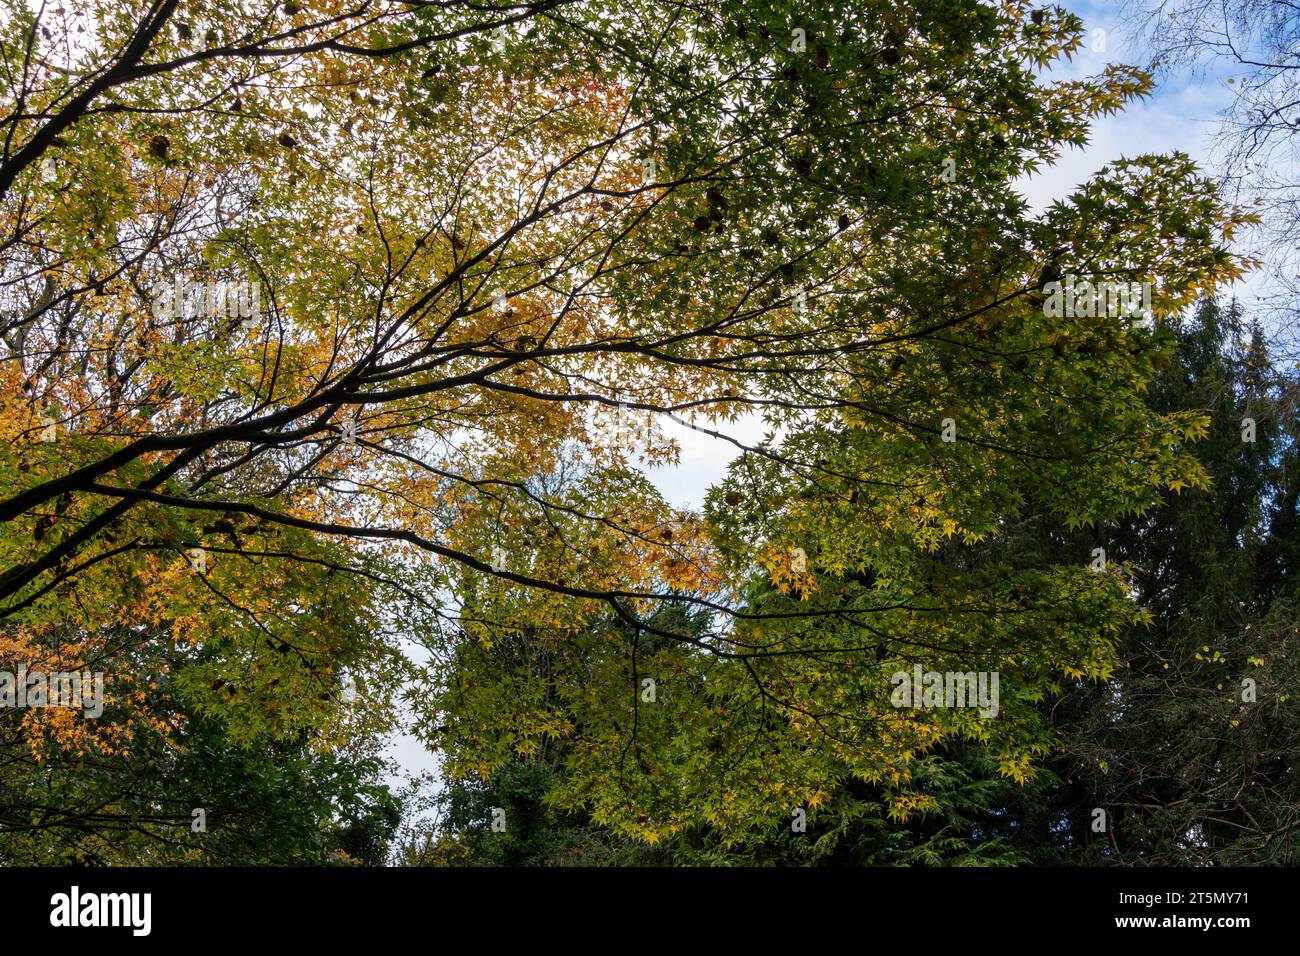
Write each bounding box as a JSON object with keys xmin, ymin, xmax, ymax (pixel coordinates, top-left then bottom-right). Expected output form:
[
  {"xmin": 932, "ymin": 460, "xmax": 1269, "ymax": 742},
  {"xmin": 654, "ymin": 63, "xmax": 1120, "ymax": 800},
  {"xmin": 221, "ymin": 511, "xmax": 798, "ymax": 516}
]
[{"xmin": 0, "ymin": 0, "xmax": 1262, "ymax": 856}]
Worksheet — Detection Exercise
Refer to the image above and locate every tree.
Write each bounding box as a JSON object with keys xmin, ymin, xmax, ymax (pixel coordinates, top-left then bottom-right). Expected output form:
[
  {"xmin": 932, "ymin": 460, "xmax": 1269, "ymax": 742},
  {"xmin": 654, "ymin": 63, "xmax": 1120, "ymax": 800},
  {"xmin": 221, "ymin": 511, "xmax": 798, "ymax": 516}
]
[
  {"xmin": 1124, "ymin": 0, "xmax": 1297, "ymax": 352},
  {"xmin": 0, "ymin": 616, "xmax": 404, "ymax": 865},
  {"xmin": 1, "ymin": 1, "xmax": 1253, "ymax": 844},
  {"xmin": 419, "ymin": 295, "xmax": 1300, "ymax": 866},
  {"xmin": 1024, "ymin": 296, "xmax": 1300, "ymax": 864}
]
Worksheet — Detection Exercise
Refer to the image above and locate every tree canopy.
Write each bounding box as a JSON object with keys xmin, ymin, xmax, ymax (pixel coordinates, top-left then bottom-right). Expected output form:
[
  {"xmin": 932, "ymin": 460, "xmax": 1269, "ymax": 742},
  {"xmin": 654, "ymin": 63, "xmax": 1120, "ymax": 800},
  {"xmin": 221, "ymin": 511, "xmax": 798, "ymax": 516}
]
[{"xmin": 0, "ymin": 0, "xmax": 1277, "ymax": 860}]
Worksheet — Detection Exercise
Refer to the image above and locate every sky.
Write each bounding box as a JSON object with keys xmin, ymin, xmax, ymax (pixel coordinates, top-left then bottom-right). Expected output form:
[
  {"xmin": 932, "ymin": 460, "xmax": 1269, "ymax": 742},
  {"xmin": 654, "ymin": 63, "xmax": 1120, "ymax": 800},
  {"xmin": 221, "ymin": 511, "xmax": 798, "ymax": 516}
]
[{"xmin": 380, "ymin": 0, "xmax": 1269, "ymax": 790}]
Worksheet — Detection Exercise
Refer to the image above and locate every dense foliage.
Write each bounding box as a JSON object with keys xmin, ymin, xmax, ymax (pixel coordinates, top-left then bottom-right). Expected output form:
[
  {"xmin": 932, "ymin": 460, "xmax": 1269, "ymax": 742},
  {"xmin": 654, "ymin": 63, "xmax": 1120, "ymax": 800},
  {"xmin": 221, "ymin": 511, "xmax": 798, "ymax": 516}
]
[{"xmin": 0, "ymin": 0, "xmax": 1287, "ymax": 863}]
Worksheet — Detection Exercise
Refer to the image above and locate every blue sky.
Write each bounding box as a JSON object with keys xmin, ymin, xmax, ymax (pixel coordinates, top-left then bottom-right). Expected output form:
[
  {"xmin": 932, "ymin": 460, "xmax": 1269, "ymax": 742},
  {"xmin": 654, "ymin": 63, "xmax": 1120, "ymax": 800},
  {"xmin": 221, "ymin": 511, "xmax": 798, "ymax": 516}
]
[
  {"xmin": 382, "ymin": 0, "xmax": 1269, "ymax": 789},
  {"xmin": 1018, "ymin": 1, "xmax": 1240, "ymax": 209}
]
